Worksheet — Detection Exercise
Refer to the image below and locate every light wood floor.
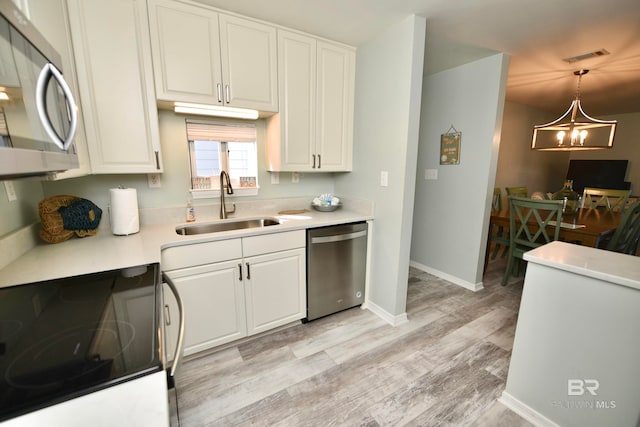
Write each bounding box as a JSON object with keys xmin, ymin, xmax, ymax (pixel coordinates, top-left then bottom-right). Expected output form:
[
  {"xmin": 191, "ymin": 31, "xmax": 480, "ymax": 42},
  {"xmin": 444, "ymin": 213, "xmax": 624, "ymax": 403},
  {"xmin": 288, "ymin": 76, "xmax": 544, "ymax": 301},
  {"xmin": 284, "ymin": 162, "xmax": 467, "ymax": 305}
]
[{"xmin": 171, "ymin": 254, "xmax": 534, "ymax": 426}]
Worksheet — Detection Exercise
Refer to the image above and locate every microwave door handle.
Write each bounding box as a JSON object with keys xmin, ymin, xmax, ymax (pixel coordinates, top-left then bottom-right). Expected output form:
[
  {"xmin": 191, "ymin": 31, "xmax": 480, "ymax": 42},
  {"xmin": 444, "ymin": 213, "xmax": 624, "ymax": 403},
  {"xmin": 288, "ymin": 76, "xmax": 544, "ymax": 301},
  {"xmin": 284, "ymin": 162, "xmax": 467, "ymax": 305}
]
[
  {"xmin": 35, "ymin": 63, "xmax": 78, "ymax": 151},
  {"xmin": 162, "ymin": 273, "xmax": 185, "ymax": 386}
]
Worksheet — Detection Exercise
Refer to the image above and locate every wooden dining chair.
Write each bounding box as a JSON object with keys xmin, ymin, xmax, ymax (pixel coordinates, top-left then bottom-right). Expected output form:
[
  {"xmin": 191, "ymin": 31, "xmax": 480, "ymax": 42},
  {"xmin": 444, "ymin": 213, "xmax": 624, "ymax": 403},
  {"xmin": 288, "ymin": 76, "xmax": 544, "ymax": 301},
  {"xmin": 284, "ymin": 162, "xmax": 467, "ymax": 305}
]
[
  {"xmin": 501, "ymin": 196, "xmax": 564, "ymax": 285},
  {"xmin": 505, "ymin": 186, "xmax": 528, "ymax": 198},
  {"xmin": 581, "ymin": 187, "xmax": 631, "ymax": 212},
  {"xmin": 598, "ymin": 200, "xmax": 640, "ymax": 255},
  {"xmin": 490, "ymin": 188, "xmax": 509, "ymax": 259}
]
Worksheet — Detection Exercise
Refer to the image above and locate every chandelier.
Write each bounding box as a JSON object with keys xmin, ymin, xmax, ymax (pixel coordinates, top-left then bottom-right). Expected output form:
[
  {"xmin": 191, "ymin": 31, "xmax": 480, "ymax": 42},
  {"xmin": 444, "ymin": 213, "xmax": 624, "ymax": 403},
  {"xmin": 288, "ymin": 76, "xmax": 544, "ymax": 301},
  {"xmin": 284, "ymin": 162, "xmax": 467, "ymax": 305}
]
[{"xmin": 531, "ymin": 70, "xmax": 617, "ymax": 151}]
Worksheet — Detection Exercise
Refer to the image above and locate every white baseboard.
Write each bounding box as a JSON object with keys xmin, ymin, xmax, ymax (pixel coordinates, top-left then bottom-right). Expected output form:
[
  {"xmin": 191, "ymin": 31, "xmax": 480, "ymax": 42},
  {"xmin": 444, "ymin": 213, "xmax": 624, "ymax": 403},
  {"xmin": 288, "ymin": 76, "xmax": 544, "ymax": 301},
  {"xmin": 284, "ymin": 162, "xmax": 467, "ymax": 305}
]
[
  {"xmin": 364, "ymin": 300, "xmax": 408, "ymax": 326},
  {"xmin": 409, "ymin": 260, "xmax": 484, "ymax": 292},
  {"xmin": 499, "ymin": 391, "xmax": 559, "ymax": 427}
]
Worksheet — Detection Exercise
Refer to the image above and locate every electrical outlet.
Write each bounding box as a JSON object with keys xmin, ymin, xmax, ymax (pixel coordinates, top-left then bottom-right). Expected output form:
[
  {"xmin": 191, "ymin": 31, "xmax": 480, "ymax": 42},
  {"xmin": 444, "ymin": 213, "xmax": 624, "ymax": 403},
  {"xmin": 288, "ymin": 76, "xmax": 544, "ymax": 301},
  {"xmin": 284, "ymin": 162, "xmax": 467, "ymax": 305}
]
[
  {"xmin": 4, "ymin": 181, "xmax": 17, "ymax": 201},
  {"xmin": 291, "ymin": 172, "xmax": 300, "ymax": 183},
  {"xmin": 147, "ymin": 173, "xmax": 161, "ymax": 188},
  {"xmin": 270, "ymin": 172, "xmax": 279, "ymax": 185}
]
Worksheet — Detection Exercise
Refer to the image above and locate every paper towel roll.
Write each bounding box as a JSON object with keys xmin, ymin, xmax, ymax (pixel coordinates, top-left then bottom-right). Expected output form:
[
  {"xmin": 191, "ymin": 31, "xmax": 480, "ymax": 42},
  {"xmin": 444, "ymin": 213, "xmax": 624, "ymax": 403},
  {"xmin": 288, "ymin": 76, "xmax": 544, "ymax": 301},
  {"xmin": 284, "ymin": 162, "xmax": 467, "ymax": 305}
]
[{"xmin": 109, "ymin": 188, "xmax": 140, "ymax": 235}]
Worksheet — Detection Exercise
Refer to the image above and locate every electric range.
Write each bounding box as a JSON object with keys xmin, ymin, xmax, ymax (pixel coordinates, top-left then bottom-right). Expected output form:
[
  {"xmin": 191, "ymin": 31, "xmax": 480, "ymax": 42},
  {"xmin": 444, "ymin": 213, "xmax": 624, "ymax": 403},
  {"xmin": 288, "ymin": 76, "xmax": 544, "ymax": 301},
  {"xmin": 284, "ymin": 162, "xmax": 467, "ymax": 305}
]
[{"xmin": 0, "ymin": 263, "xmax": 163, "ymax": 422}]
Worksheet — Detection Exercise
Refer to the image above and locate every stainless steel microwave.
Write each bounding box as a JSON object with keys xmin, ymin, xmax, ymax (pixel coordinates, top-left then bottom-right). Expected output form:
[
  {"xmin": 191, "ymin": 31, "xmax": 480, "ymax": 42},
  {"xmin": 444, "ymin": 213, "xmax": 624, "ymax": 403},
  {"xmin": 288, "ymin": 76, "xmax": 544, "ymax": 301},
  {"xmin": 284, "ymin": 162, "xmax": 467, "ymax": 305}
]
[{"xmin": 0, "ymin": 0, "xmax": 78, "ymax": 179}]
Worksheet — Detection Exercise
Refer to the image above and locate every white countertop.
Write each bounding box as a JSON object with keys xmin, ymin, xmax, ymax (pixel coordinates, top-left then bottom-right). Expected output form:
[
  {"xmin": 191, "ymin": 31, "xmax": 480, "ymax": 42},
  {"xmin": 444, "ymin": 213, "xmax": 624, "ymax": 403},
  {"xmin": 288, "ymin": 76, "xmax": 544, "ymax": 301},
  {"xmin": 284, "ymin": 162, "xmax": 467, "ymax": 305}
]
[
  {"xmin": 0, "ymin": 206, "xmax": 372, "ymax": 288},
  {"xmin": 523, "ymin": 241, "xmax": 640, "ymax": 291}
]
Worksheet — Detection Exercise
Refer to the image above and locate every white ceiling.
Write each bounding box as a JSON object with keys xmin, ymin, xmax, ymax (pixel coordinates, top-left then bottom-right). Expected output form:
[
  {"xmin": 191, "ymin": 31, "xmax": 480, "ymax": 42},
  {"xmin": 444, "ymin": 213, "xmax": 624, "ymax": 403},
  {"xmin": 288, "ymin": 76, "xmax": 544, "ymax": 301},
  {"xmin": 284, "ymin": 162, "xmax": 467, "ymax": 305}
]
[{"xmin": 194, "ymin": 0, "xmax": 640, "ymax": 116}]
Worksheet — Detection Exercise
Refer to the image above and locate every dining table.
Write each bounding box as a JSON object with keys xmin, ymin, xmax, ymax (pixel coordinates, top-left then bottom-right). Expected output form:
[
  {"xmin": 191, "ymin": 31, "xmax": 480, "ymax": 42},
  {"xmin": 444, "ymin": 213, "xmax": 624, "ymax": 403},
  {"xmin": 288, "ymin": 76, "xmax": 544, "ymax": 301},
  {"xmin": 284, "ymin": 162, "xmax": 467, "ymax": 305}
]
[{"xmin": 489, "ymin": 206, "xmax": 623, "ymax": 248}]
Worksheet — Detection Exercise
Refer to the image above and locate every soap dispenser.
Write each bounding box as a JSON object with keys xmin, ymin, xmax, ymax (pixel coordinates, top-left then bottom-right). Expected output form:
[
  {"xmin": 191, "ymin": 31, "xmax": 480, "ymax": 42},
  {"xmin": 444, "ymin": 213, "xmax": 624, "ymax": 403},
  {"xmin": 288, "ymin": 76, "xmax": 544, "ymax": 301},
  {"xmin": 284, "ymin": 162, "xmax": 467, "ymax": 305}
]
[{"xmin": 186, "ymin": 197, "xmax": 196, "ymax": 222}]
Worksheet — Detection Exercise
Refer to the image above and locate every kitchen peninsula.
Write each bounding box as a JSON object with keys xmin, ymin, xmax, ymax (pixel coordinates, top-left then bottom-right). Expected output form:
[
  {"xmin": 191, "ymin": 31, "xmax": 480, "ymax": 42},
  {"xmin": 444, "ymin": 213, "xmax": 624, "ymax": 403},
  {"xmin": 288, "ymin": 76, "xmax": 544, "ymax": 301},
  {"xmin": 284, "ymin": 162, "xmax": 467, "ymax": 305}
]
[{"xmin": 501, "ymin": 241, "xmax": 640, "ymax": 427}]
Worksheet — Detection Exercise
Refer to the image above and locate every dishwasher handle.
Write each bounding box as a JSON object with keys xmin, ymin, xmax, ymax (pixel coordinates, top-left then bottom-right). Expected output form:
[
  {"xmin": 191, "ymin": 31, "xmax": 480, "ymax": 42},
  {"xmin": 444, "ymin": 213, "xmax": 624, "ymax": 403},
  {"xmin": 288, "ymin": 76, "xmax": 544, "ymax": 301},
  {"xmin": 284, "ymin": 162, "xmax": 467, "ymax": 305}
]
[{"xmin": 310, "ymin": 229, "xmax": 367, "ymax": 244}]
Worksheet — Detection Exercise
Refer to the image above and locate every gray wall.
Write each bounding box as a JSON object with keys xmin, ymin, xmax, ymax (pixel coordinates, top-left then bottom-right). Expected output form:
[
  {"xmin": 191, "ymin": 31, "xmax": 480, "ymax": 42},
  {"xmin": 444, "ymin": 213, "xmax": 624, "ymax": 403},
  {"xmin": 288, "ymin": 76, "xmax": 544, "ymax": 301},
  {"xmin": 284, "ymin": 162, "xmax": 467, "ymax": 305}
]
[
  {"xmin": 0, "ymin": 179, "xmax": 43, "ymax": 237},
  {"xmin": 411, "ymin": 53, "xmax": 509, "ymax": 287},
  {"xmin": 494, "ymin": 108, "xmax": 640, "ymax": 201},
  {"xmin": 42, "ymin": 111, "xmax": 336, "ymax": 213},
  {"xmin": 335, "ymin": 14, "xmax": 426, "ymax": 318},
  {"xmin": 494, "ymin": 102, "xmax": 569, "ymax": 197}
]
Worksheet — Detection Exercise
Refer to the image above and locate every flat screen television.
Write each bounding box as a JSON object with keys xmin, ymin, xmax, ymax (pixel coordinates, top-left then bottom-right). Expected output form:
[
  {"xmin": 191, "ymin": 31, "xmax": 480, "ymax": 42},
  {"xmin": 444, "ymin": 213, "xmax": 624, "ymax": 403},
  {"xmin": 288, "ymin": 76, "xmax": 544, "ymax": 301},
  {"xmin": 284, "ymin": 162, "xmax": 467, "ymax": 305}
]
[{"xmin": 566, "ymin": 160, "xmax": 629, "ymax": 194}]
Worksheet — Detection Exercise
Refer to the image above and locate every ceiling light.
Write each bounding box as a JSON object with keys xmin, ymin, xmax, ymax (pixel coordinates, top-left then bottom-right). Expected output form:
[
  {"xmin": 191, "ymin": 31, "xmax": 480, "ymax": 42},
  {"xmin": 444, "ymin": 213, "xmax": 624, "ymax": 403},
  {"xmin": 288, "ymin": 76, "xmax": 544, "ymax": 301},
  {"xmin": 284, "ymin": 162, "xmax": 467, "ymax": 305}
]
[
  {"xmin": 531, "ymin": 70, "xmax": 617, "ymax": 151},
  {"xmin": 174, "ymin": 102, "xmax": 259, "ymax": 120},
  {"xmin": 0, "ymin": 92, "xmax": 9, "ymax": 100}
]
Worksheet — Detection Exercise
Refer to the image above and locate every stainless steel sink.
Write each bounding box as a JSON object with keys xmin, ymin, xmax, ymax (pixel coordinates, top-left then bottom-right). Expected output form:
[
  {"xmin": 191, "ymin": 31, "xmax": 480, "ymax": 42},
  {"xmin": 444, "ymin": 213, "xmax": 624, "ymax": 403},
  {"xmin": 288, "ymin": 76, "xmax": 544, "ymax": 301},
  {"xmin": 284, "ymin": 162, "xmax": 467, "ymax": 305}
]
[{"xmin": 176, "ymin": 217, "xmax": 281, "ymax": 235}]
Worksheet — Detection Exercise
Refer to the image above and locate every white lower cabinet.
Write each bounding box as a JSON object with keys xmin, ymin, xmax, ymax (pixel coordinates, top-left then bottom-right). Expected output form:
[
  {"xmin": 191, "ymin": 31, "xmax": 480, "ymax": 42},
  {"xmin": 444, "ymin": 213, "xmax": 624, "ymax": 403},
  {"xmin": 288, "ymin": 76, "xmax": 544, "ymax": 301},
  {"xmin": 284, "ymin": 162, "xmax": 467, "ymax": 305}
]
[
  {"xmin": 162, "ymin": 230, "xmax": 305, "ymax": 356},
  {"xmin": 244, "ymin": 248, "xmax": 305, "ymax": 335},
  {"xmin": 164, "ymin": 260, "xmax": 246, "ymax": 355}
]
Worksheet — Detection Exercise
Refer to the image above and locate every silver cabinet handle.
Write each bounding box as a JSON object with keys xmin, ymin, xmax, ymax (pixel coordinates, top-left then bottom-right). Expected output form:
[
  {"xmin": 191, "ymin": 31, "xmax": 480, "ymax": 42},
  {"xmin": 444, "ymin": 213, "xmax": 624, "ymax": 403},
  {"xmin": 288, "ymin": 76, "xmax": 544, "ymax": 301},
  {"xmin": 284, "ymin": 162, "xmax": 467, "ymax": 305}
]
[
  {"xmin": 318, "ymin": 154, "xmax": 321, "ymax": 169},
  {"xmin": 246, "ymin": 262, "xmax": 251, "ymax": 280},
  {"xmin": 217, "ymin": 83, "xmax": 222, "ymax": 103},
  {"xmin": 162, "ymin": 273, "xmax": 185, "ymax": 384},
  {"xmin": 238, "ymin": 263, "xmax": 243, "ymax": 281},
  {"xmin": 35, "ymin": 63, "xmax": 78, "ymax": 151},
  {"xmin": 225, "ymin": 84, "xmax": 231, "ymax": 103},
  {"xmin": 155, "ymin": 151, "xmax": 160, "ymax": 170},
  {"xmin": 312, "ymin": 154, "xmax": 316, "ymax": 169}
]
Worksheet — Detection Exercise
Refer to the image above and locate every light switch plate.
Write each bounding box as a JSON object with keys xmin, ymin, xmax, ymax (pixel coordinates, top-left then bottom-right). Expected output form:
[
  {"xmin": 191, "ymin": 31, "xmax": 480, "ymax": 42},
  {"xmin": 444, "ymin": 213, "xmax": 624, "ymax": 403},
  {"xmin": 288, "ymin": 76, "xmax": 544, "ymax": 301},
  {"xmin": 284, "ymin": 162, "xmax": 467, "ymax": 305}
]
[
  {"xmin": 380, "ymin": 171, "xmax": 389, "ymax": 187},
  {"xmin": 270, "ymin": 172, "xmax": 279, "ymax": 184},
  {"xmin": 291, "ymin": 172, "xmax": 300, "ymax": 183},
  {"xmin": 4, "ymin": 181, "xmax": 17, "ymax": 201},
  {"xmin": 424, "ymin": 169, "xmax": 438, "ymax": 180}
]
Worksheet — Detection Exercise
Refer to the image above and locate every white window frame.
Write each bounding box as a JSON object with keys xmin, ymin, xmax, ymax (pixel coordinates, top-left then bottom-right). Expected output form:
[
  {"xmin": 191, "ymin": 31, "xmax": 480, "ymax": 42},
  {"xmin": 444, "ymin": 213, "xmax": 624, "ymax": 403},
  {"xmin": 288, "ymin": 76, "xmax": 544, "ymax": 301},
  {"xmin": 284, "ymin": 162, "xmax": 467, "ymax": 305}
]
[{"xmin": 186, "ymin": 119, "xmax": 259, "ymax": 199}]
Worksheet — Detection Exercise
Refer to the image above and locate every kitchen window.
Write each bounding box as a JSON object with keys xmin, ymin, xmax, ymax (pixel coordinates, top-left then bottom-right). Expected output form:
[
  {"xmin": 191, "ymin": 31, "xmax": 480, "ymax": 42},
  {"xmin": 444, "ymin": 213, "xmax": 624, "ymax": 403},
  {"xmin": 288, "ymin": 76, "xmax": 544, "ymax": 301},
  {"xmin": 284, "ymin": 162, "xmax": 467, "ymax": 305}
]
[{"xmin": 186, "ymin": 119, "xmax": 258, "ymax": 198}]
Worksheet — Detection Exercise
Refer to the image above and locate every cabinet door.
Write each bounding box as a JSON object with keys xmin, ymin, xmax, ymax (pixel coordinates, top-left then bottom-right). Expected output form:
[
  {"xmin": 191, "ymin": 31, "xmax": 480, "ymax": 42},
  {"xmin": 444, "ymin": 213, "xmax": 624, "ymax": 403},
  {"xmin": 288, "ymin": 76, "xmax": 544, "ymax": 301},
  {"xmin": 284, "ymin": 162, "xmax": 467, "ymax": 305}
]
[
  {"xmin": 267, "ymin": 30, "xmax": 315, "ymax": 172},
  {"xmin": 244, "ymin": 248, "xmax": 305, "ymax": 335},
  {"xmin": 67, "ymin": 0, "xmax": 162, "ymax": 173},
  {"xmin": 165, "ymin": 260, "xmax": 246, "ymax": 356},
  {"xmin": 219, "ymin": 14, "xmax": 278, "ymax": 112},
  {"xmin": 315, "ymin": 41, "xmax": 354, "ymax": 171},
  {"xmin": 147, "ymin": 0, "xmax": 223, "ymax": 104}
]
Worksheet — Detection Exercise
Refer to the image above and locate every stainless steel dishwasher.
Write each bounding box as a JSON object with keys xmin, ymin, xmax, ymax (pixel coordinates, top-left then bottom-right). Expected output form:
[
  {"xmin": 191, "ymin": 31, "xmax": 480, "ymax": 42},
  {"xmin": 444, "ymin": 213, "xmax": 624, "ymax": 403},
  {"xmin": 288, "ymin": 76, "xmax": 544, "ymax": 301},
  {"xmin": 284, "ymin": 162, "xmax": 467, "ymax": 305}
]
[{"xmin": 306, "ymin": 222, "xmax": 368, "ymax": 321}]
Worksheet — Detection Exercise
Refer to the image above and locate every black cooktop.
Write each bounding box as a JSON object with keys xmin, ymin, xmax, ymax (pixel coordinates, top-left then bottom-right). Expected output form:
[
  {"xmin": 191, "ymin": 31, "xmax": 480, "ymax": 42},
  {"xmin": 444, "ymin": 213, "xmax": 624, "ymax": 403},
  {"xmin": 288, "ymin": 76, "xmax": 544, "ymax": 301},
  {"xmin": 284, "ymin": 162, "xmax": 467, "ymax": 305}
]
[{"xmin": 0, "ymin": 263, "xmax": 163, "ymax": 421}]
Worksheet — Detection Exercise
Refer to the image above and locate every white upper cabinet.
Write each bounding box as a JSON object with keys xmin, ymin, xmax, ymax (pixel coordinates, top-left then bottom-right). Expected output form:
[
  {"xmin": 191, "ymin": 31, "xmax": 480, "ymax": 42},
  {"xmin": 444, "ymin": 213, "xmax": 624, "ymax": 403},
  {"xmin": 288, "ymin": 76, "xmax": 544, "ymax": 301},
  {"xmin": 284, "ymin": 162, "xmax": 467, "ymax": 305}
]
[
  {"xmin": 67, "ymin": 0, "xmax": 163, "ymax": 174},
  {"xmin": 147, "ymin": 0, "xmax": 278, "ymax": 112},
  {"xmin": 267, "ymin": 29, "xmax": 354, "ymax": 172}
]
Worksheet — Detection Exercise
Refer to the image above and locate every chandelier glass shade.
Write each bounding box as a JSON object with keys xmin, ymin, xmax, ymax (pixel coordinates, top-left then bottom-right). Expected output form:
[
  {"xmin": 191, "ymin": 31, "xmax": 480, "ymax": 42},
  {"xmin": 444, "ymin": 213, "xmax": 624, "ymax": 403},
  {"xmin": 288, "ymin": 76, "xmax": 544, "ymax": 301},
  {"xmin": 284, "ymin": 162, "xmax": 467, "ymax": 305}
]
[{"xmin": 531, "ymin": 70, "xmax": 617, "ymax": 151}]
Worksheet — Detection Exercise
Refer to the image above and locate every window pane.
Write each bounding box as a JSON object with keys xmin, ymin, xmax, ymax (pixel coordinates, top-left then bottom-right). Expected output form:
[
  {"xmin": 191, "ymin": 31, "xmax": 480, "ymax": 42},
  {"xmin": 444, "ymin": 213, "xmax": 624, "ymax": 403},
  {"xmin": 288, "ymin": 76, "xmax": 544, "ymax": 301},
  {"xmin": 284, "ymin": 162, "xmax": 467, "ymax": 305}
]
[
  {"xmin": 228, "ymin": 141, "xmax": 256, "ymax": 178},
  {"xmin": 192, "ymin": 140, "xmax": 221, "ymax": 177}
]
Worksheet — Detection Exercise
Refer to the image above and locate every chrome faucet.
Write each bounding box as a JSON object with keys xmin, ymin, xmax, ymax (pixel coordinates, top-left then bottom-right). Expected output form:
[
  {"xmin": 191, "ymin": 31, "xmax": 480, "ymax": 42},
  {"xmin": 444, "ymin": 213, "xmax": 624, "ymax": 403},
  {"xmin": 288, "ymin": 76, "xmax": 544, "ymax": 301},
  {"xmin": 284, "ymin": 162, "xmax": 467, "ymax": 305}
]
[{"xmin": 219, "ymin": 170, "xmax": 236, "ymax": 219}]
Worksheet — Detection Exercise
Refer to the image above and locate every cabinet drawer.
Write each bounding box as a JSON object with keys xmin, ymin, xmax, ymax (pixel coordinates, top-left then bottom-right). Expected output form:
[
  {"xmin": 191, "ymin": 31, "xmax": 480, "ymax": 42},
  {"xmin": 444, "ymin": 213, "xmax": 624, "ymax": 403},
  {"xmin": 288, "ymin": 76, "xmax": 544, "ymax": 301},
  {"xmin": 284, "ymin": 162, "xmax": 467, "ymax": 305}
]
[
  {"xmin": 242, "ymin": 230, "xmax": 305, "ymax": 257},
  {"xmin": 161, "ymin": 239, "xmax": 242, "ymax": 271}
]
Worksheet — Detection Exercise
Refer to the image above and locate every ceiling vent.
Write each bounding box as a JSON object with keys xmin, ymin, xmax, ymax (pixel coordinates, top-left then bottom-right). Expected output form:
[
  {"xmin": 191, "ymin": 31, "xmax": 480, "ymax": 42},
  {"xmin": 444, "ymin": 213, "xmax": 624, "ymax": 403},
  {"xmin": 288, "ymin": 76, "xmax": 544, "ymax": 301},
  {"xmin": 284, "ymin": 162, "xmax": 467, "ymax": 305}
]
[{"xmin": 563, "ymin": 49, "xmax": 610, "ymax": 63}]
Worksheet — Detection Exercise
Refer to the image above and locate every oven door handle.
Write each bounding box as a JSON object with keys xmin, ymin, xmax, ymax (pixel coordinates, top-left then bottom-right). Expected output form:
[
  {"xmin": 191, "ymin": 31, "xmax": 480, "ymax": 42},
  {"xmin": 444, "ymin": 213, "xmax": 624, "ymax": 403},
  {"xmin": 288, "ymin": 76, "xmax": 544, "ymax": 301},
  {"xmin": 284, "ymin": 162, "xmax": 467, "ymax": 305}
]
[{"xmin": 162, "ymin": 273, "xmax": 185, "ymax": 387}]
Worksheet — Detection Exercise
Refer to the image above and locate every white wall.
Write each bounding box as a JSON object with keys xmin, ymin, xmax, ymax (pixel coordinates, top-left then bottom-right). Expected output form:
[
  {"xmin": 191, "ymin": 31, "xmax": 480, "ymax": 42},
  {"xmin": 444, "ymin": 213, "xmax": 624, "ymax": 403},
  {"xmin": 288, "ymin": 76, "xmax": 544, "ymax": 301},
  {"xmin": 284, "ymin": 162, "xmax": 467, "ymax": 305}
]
[
  {"xmin": 495, "ymin": 102, "xmax": 569, "ymax": 197},
  {"xmin": 335, "ymin": 14, "xmax": 426, "ymax": 319},
  {"xmin": 411, "ymin": 53, "xmax": 509, "ymax": 288}
]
